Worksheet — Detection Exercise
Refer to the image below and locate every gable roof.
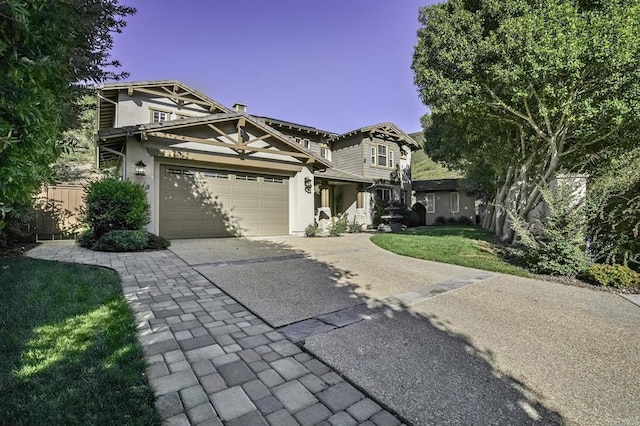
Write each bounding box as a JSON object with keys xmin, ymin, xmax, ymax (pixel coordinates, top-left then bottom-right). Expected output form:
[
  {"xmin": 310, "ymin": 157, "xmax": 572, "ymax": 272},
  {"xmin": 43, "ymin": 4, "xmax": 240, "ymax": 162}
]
[
  {"xmin": 97, "ymin": 80, "xmax": 231, "ymax": 129},
  {"xmin": 328, "ymin": 122, "xmax": 420, "ymax": 149},
  {"xmin": 97, "ymin": 112, "xmax": 332, "ymax": 170},
  {"xmin": 412, "ymin": 179, "xmax": 460, "ymax": 192},
  {"xmin": 253, "ymin": 116, "xmax": 336, "ymax": 138}
]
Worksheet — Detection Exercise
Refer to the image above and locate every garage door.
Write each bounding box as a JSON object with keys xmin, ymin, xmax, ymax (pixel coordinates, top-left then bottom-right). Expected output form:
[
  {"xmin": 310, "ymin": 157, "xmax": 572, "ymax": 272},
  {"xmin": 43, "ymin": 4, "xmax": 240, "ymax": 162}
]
[{"xmin": 159, "ymin": 165, "xmax": 289, "ymax": 238}]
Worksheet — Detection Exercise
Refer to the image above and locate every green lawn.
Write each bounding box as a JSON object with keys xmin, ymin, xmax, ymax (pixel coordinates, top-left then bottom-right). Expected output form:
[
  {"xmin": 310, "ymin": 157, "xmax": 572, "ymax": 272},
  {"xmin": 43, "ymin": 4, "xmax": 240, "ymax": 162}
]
[
  {"xmin": 0, "ymin": 258, "xmax": 161, "ymax": 425},
  {"xmin": 371, "ymin": 226, "xmax": 530, "ymax": 277}
]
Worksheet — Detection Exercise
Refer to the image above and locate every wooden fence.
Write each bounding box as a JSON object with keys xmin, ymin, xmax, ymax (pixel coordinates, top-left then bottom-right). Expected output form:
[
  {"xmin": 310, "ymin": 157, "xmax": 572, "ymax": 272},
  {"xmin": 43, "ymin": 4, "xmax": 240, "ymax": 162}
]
[{"xmin": 28, "ymin": 185, "xmax": 86, "ymax": 240}]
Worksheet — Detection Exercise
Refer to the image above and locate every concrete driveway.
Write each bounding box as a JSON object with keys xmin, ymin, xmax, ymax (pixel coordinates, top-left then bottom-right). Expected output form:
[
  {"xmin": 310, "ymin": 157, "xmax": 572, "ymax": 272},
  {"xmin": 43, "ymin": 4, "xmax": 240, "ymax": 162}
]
[{"xmin": 170, "ymin": 234, "xmax": 640, "ymax": 425}]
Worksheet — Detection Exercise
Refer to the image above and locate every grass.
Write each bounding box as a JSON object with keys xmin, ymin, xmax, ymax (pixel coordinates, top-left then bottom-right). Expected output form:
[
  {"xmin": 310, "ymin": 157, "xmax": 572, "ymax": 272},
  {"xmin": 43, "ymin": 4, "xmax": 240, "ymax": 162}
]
[
  {"xmin": 371, "ymin": 226, "xmax": 530, "ymax": 277},
  {"xmin": 0, "ymin": 258, "xmax": 162, "ymax": 425},
  {"xmin": 408, "ymin": 132, "xmax": 463, "ymax": 181}
]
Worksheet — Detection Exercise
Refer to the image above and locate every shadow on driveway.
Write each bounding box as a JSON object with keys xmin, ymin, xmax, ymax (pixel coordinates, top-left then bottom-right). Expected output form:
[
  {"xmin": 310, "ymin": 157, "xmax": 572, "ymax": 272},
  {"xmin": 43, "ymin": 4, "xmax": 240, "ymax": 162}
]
[{"xmin": 169, "ymin": 237, "xmax": 565, "ymax": 424}]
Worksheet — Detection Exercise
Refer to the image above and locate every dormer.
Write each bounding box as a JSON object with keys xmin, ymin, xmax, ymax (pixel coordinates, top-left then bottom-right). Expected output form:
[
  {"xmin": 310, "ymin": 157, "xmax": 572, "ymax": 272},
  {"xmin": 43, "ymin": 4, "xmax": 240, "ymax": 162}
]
[{"xmin": 97, "ymin": 80, "xmax": 231, "ymax": 130}]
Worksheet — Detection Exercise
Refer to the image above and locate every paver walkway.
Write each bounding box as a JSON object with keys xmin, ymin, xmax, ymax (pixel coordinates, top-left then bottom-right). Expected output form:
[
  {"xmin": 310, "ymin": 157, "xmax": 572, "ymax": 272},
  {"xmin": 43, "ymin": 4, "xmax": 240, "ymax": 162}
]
[{"xmin": 28, "ymin": 241, "xmax": 403, "ymax": 426}]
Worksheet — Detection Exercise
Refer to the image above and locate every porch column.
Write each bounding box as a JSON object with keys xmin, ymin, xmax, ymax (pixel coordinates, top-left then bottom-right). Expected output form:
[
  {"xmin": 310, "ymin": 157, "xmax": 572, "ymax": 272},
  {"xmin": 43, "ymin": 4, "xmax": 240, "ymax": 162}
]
[
  {"xmin": 355, "ymin": 189, "xmax": 367, "ymax": 226},
  {"xmin": 321, "ymin": 187, "xmax": 330, "ymax": 208}
]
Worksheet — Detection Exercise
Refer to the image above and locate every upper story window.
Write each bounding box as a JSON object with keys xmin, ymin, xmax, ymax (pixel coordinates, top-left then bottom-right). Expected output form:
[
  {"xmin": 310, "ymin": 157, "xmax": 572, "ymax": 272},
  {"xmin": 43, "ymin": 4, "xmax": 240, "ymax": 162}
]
[
  {"xmin": 303, "ymin": 139, "xmax": 310, "ymax": 149},
  {"xmin": 151, "ymin": 109, "xmax": 171, "ymax": 123},
  {"xmin": 377, "ymin": 145, "xmax": 387, "ymax": 167},
  {"xmin": 320, "ymin": 145, "xmax": 330, "ymax": 160},
  {"xmin": 370, "ymin": 143, "xmax": 394, "ymax": 168}
]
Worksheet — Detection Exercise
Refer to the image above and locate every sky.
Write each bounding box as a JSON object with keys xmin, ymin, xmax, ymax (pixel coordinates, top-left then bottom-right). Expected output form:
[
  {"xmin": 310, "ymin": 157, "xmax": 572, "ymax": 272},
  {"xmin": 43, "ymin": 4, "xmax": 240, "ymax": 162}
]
[{"xmin": 109, "ymin": 0, "xmax": 440, "ymax": 134}]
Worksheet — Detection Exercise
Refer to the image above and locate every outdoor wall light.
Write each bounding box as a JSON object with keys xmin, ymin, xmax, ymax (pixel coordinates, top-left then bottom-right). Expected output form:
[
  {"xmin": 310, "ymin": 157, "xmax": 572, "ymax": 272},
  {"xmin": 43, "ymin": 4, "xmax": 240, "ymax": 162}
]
[
  {"xmin": 135, "ymin": 160, "xmax": 147, "ymax": 176},
  {"xmin": 304, "ymin": 177, "xmax": 312, "ymax": 193}
]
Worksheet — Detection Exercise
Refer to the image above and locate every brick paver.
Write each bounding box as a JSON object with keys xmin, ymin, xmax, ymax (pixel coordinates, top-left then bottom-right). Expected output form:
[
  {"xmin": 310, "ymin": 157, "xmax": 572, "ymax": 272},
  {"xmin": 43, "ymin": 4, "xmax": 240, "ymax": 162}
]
[{"xmin": 28, "ymin": 242, "xmax": 403, "ymax": 425}]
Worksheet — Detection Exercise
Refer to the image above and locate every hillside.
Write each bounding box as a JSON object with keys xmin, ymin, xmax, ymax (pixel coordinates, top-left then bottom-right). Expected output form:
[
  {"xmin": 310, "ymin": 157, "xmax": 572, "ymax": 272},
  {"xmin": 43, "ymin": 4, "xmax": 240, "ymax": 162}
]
[{"xmin": 409, "ymin": 132, "xmax": 462, "ymax": 181}]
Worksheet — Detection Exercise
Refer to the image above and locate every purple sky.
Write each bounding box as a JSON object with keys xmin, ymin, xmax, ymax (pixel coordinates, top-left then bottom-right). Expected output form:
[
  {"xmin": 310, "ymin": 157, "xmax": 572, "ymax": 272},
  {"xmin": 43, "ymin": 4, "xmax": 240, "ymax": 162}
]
[{"xmin": 110, "ymin": 0, "xmax": 440, "ymax": 134}]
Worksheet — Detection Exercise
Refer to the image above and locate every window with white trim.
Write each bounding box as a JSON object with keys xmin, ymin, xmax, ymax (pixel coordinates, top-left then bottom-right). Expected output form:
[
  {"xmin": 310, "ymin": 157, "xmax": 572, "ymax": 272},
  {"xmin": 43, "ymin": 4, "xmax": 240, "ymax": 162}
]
[
  {"xmin": 320, "ymin": 146, "xmax": 330, "ymax": 160},
  {"xmin": 389, "ymin": 150, "xmax": 394, "ymax": 169},
  {"xmin": 377, "ymin": 145, "xmax": 388, "ymax": 167},
  {"xmin": 370, "ymin": 147, "xmax": 376, "ymax": 165},
  {"xmin": 376, "ymin": 188, "xmax": 392, "ymax": 201},
  {"xmin": 151, "ymin": 109, "xmax": 170, "ymax": 123},
  {"xmin": 450, "ymin": 192, "xmax": 459, "ymax": 213},
  {"xmin": 426, "ymin": 193, "xmax": 435, "ymax": 213},
  {"xmin": 304, "ymin": 139, "xmax": 310, "ymax": 149}
]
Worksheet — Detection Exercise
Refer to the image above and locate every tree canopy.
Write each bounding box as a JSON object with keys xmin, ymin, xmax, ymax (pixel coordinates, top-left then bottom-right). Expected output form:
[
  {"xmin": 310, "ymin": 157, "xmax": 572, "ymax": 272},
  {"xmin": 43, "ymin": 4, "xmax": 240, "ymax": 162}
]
[
  {"xmin": 0, "ymin": 0, "xmax": 135, "ymax": 222},
  {"xmin": 412, "ymin": 0, "xmax": 640, "ymax": 241}
]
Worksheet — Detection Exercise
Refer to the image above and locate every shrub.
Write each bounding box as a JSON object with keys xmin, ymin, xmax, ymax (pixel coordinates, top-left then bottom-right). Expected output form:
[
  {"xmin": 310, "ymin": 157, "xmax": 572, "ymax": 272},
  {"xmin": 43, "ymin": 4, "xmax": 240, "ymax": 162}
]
[
  {"xmin": 329, "ymin": 217, "xmax": 347, "ymax": 237},
  {"xmin": 446, "ymin": 216, "xmax": 458, "ymax": 225},
  {"xmin": 581, "ymin": 264, "xmax": 640, "ymax": 289},
  {"xmin": 348, "ymin": 219, "xmax": 363, "ymax": 233},
  {"xmin": 510, "ymin": 186, "xmax": 592, "ymax": 276},
  {"xmin": 82, "ymin": 177, "xmax": 150, "ymax": 239},
  {"xmin": 77, "ymin": 228, "xmax": 95, "ymax": 248},
  {"xmin": 146, "ymin": 232, "xmax": 171, "ymax": 250},
  {"xmin": 92, "ymin": 229, "xmax": 148, "ymax": 252},
  {"xmin": 458, "ymin": 215, "xmax": 474, "ymax": 225},
  {"xmin": 399, "ymin": 210, "xmax": 421, "ymax": 227},
  {"xmin": 305, "ymin": 223, "xmax": 318, "ymax": 237},
  {"xmin": 435, "ymin": 216, "xmax": 447, "ymax": 225}
]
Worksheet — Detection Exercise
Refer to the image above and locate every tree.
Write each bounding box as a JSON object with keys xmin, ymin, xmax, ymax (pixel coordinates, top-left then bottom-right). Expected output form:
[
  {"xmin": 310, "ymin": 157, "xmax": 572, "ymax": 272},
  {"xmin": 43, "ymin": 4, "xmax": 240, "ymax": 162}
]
[
  {"xmin": 585, "ymin": 148, "xmax": 640, "ymax": 269},
  {"xmin": 412, "ymin": 0, "xmax": 640, "ymax": 241},
  {"xmin": 0, "ymin": 0, "xmax": 135, "ymax": 233}
]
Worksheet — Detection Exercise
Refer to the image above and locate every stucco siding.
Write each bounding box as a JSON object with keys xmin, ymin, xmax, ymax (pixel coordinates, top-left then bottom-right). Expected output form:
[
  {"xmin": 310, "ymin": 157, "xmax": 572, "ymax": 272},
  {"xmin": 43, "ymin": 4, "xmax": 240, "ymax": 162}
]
[
  {"xmin": 414, "ymin": 190, "xmax": 476, "ymax": 225},
  {"xmin": 116, "ymin": 91, "xmax": 210, "ymax": 127}
]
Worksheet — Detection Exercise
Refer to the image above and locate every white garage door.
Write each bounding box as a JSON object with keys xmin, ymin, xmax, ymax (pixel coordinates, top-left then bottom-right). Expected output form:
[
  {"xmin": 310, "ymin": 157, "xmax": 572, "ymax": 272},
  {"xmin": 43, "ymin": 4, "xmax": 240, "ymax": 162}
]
[{"xmin": 159, "ymin": 165, "xmax": 289, "ymax": 238}]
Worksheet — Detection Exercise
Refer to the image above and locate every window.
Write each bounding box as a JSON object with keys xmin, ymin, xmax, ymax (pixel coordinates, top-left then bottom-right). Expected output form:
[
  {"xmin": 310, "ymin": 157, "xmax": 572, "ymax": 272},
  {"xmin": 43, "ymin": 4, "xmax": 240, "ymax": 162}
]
[
  {"xmin": 377, "ymin": 145, "xmax": 388, "ymax": 167},
  {"xmin": 320, "ymin": 146, "xmax": 329, "ymax": 159},
  {"xmin": 151, "ymin": 109, "xmax": 170, "ymax": 123},
  {"xmin": 303, "ymin": 139, "xmax": 310, "ymax": 149},
  {"xmin": 450, "ymin": 192, "xmax": 459, "ymax": 213},
  {"xmin": 426, "ymin": 193, "xmax": 435, "ymax": 213},
  {"xmin": 235, "ymin": 174, "xmax": 258, "ymax": 181},
  {"xmin": 263, "ymin": 177, "xmax": 284, "ymax": 184},
  {"xmin": 370, "ymin": 147, "xmax": 376, "ymax": 165},
  {"xmin": 376, "ymin": 188, "xmax": 392, "ymax": 201},
  {"xmin": 389, "ymin": 150, "xmax": 394, "ymax": 169}
]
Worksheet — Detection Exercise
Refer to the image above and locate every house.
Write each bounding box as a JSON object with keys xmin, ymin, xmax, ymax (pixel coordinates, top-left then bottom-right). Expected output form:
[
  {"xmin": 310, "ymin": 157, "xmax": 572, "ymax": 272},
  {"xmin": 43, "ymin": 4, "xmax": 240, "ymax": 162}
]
[
  {"xmin": 96, "ymin": 80, "xmax": 419, "ymax": 238},
  {"xmin": 412, "ymin": 179, "xmax": 476, "ymax": 225}
]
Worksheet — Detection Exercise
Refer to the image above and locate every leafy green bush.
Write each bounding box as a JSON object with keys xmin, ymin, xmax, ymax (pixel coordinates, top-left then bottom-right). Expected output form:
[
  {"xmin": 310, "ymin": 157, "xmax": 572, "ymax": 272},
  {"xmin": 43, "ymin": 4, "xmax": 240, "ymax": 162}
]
[
  {"xmin": 581, "ymin": 264, "xmax": 640, "ymax": 289},
  {"xmin": 446, "ymin": 216, "xmax": 458, "ymax": 225},
  {"xmin": 458, "ymin": 216, "xmax": 474, "ymax": 225},
  {"xmin": 146, "ymin": 232, "xmax": 170, "ymax": 250},
  {"xmin": 82, "ymin": 177, "xmax": 150, "ymax": 239},
  {"xmin": 305, "ymin": 223, "xmax": 318, "ymax": 237},
  {"xmin": 77, "ymin": 228, "xmax": 95, "ymax": 248},
  {"xmin": 435, "ymin": 216, "xmax": 447, "ymax": 225},
  {"xmin": 329, "ymin": 217, "xmax": 348, "ymax": 237},
  {"xmin": 510, "ymin": 186, "xmax": 592, "ymax": 276},
  {"xmin": 348, "ymin": 219, "xmax": 363, "ymax": 233},
  {"xmin": 92, "ymin": 230, "xmax": 148, "ymax": 252}
]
